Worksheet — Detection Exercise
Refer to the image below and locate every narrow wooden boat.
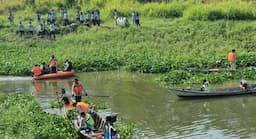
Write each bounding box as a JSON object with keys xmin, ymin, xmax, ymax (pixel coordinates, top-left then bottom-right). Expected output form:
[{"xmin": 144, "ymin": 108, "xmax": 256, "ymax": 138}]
[
  {"xmin": 189, "ymin": 68, "xmax": 232, "ymax": 73},
  {"xmin": 170, "ymin": 86, "xmax": 256, "ymax": 98},
  {"xmin": 72, "ymin": 111, "xmax": 119, "ymax": 139},
  {"xmin": 33, "ymin": 70, "xmax": 75, "ymax": 80}
]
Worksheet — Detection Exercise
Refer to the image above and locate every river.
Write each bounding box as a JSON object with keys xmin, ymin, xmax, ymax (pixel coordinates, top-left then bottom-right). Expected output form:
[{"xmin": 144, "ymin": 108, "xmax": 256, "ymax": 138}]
[{"xmin": 0, "ymin": 71, "xmax": 256, "ymax": 139}]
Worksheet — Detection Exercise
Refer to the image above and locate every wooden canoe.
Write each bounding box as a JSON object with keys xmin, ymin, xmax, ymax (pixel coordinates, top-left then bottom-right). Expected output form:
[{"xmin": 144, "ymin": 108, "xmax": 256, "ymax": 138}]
[
  {"xmin": 189, "ymin": 68, "xmax": 232, "ymax": 73},
  {"xmin": 72, "ymin": 111, "xmax": 120, "ymax": 139},
  {"xmin": 33, "ymin": 70, "xmax": 75, "ymax": 80},
  {"xmin": 170, "ymin": 86, "xmax": 256, "ymax": 98}
]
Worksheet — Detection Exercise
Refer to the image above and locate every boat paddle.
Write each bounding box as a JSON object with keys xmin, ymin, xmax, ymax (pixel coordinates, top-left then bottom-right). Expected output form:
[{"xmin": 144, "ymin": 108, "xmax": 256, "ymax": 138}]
[{"xmin": 87, "ymin": 94, "xmax": 110, "ymax": 98}]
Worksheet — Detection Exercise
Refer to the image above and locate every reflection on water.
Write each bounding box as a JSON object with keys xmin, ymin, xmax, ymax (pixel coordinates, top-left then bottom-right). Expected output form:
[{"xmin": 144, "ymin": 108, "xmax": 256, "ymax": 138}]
[{"xmin": 1, "ymin": 72, "xmax": 256, "ymax": 138}]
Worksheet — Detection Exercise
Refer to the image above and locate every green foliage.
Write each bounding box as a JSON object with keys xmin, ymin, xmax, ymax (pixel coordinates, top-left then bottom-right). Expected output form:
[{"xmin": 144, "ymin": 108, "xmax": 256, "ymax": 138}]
[
  {"xmin": 141, "ymin": 2, "xmax": 186, "ymax": 18},
  {"xmin": 184, "ymin": 1, "xmax": 256, "ymax": 21},
  {"xmin": 160, "ymin": 70, "xmax": 192, "ymax": 84},
  {"xmin": 115, "ymin": 122, "xmax": 135, "ymax": 139},
  {"xmin": 66, "ymin": 108, "xmax": 78, "ymax": 120},
  {"xmin": 1, "ymin": 0, "xmax": 256, "ymax": 86},
  {"xmin": 0, "ymin": 93, "xmax": 77, "ymax": 139}
]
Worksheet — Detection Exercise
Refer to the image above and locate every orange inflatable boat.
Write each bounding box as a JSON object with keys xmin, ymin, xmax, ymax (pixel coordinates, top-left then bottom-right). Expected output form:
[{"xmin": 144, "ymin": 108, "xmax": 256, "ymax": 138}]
[{"xmin": 33, "ymin": 70, "xmax": 75, "ymax": 80}]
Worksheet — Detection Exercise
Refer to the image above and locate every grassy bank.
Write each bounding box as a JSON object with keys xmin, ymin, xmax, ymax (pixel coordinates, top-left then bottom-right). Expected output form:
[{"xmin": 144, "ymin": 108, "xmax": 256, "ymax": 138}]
[
  {"xmin": 0, "ymin": 93, "xmax": 77, "ymax": 138},
  {"xmin": 1, "ymin": 0, "xmax": 256, "ymax": 85}
]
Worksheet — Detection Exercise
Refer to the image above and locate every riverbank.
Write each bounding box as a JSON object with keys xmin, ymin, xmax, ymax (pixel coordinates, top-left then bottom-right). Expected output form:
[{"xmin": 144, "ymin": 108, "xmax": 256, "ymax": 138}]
[
  {"xmin": 1, "ymin": 0, "xmax": 256, "ymax": 85},
  {"xmin": 0, "ymin": 93, "xmax": 77, "ymax": 138}
]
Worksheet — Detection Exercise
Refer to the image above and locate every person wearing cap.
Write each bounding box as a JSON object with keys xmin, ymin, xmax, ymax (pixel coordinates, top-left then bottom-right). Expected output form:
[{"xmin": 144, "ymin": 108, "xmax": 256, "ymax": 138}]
[
  {"xmin": 201, "ymin": 79, "xmax": 209, "ymax": 92},
  {"xmin": 71, "ymin": 78, "xmax": 88, "ymax": 102},
  {"xmin": 228, "ymin": 49, "xmax": 236, "ymax": 71},
  {"xmin": 64, "ymin": 59, "xmax": 72, "ymax": 71},
  {"xmin": 240, "ymin": 80, "xmax": 248, "ymax": 90}
]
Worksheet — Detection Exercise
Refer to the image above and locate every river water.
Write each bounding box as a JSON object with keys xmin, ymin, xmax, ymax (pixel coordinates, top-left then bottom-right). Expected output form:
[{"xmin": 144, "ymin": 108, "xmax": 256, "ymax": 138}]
[{"xmin": 1, "ymin": 71, "xmax": 256, "ymax": 139}]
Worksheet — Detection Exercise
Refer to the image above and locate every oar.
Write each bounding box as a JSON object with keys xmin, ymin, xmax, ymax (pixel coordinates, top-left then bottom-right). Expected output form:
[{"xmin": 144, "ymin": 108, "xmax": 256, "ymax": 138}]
[{"xmin": 88, "ymin": 94, "xmax": 110, "ymax": 98}]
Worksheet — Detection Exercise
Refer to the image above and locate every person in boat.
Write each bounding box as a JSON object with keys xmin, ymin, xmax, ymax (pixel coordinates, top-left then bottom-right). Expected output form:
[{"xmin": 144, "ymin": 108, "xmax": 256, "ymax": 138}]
[
  {"xmin": 32, "ymin": 64, "xmax": 42, "ymax": 77},
  {"xmin": 240, "ymin": 80, "xmax": 248, "ymax": 90},
  {"xmin": 201, "ymin": 79, "xmax": 209, "ymax": 91},
  {"xmin": 62, "ymin": 96, "xmax": 73, "ymax": 112},
  {"xmin": 72, "ymin": 101, "xmax": 90, "ymax": 114},
  {"xmin": 64, "ymin": 59, "xmax": 72, "ymax": 72},
  {"xmin": 40, "ymin": 62, "xmax": 48, "ymax": 74},
  {"xmin": 79, "ymin": 112, "xmax": 95, "ymax": 133},
  {"xmin": 49, "ymin": 55, "xmax": 57, "ymax": 73},
  {"xmin": 228, "ymin": 49, "xmax": 236, "ymax": 71},
  {"xmin": 72, "ymin": 78, "xmax": 88, "ymax": 102}
]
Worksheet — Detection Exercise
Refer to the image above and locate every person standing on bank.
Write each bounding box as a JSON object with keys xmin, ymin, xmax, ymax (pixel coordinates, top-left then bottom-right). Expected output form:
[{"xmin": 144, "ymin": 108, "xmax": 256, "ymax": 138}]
[
  {"xmin": 8, "ymin": 10, "xmax": 14, "ymax": 24},
  {"xmin": 228, "ymin": 49, "xmax": 236, "ymax": 71},
  {"xmin": 49, "ymin": 23, "xmax": 55, "ymax": 39},
  {"xmin": 18, "ymin": 21, "xmax": 25, "ymax": 37},
  {"xmin": 71, "ymin": 78, "xmax": 88, "ymax": 102},
  {"xmin": 28, "ymin": 21, "xmax": 34, "ymax": 37},
  {"xmin": 114, "ymin": 9, "xmax": 118, "ymax": 25}
]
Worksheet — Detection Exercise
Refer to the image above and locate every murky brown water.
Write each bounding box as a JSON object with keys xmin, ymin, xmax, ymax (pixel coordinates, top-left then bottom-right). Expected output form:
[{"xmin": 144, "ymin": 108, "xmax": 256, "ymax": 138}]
[{"xmin": 1, "ymin": 71, "xmax": 256, "ymax": 138}]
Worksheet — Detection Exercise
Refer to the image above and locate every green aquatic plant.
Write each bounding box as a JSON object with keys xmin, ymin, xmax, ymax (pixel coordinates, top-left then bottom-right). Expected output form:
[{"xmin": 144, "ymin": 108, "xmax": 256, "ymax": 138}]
[{"xmin": 0, "ymin": 93, "xmax": 77, "ymax": 139}]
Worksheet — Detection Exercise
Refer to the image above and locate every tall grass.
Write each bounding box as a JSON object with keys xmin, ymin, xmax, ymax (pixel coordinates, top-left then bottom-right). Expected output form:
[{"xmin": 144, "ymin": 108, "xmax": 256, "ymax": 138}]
[{"xmin": 184, "ymin": 1, "xmax": 256, "ymax": 20}]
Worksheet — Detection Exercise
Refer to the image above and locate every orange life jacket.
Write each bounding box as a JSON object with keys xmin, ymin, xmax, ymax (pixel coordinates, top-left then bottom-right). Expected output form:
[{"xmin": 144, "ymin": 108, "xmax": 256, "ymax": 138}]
[
  {"xmin": 77, "ymin": 102, "xmax": 89, "ymax": 113},
  {"xmin": 50, "ymin": 59, "xmax": 57, "ymax": 66},
  {"xmin": 73, "ymin": 83, "xmax": 83, "ymax": 95},
  {"xmin": 32, "ymin": 66, "xmax": 42, "ymax": 76},
  {"xmin": 228, "ymin": 52, "xmax": 236, "ymax": 62},
  {"xmin": 66, "ymin": 101, "xmax": 73, "ymax": 110}
]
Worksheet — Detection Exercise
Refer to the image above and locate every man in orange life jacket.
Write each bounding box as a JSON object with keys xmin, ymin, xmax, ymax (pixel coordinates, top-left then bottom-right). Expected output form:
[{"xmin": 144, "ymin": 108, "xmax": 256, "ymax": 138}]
[
  {"xmin": 72, "ymin": 101, "xmax": 90, "ymax": 114},
  {"xmin": 228, "ymin": 49, "xmax": 236, "ymax": 71},
  {"xmin": 32, "ymin": 64, "xmax": 42, "ymax": 76},
  {"xmin": 49, "ymin": 55, "xmax": 57, "ymax": 73},
  {"xmin": 71, "ymin": 78, "xmax": 88, "ymax": 102}
]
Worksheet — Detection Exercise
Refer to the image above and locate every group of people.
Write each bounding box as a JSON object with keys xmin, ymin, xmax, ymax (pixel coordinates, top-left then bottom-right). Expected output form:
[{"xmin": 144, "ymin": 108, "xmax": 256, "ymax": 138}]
[
  {"xmin": 18, "ymin": 20, "xmax": 56, "ymax": 39},
  {"xmin": 200, "ymin": 48, "xmax": 249, "ymax": 92},
  {"xmin": 114, "ymin": 9, "xmax": 140, "ymax": 27},
  {"xmin": 31, "ymin": 55, "xmax": 73, "ymax": 76},
  {"xmin": 75, "ymin": 9, "xmax": 101, "ymax": 27},
  {"xmin": 10, "ymin": 7, "xmax": 102, "ymax": 39},
  {"xmin": 60, "ymin": 79, "xmax": 95, "ymax": 133},
  {"xmin": 11, "ymin": 8, "xmax": 141, "ymax": 39},
  {"xmin": 200, "ymin": 79, "xmax": 248, "ymax": 92}
]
